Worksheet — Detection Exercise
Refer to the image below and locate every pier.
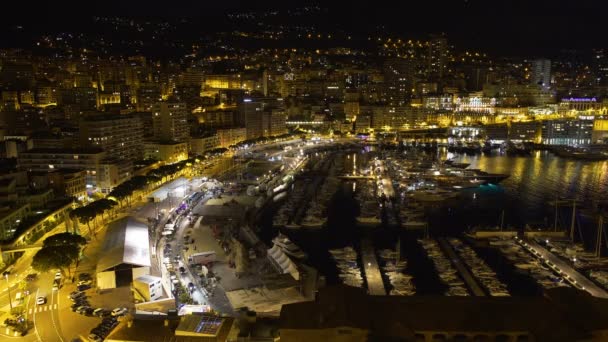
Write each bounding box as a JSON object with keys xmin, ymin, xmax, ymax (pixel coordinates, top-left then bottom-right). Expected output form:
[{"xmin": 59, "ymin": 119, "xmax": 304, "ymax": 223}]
[
  {"xmin": 360, "ymin": 239, "xmax": 387, "ymax": 296},
  {"xmin": 437, "ymin": 238, "xmax": 486, "ymax": 296},
  {"xmin": 523, "ymin": 239, "xmax": 608, "ymax": 298},
  {"xmin": 338, "ymin": 175, "xmax": 375, "ymax": 180}
]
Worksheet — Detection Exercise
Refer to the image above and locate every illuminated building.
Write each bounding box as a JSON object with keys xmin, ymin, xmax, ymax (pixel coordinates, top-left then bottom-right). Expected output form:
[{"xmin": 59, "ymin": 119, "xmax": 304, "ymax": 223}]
[
  {"xmin": 355, "ymin": 115, "xmax": 371, "ymax": 133},
  {"xmin": 98, "ymin": 92, "xmax": 121, "ymax": 106},
  {"xmin": 509, "ymin": 121, "xmax": 541, "ymax": 142},
  {"xmin": 239, "ymin": 98, "xmax": 286, "ymax": 139},
  {"xmin": 136, "ymin": 83, "xmax": 162, "ymax": 111},
  {"xmin": 151, "ymin": 101, "xmax": 190, "ymax": 143},
  {"xmin": 79, "ymin": 114, "xmax": 144, "ymax": 161},
  {"xmin": 190, "ymin": 134, "xmax": 219, "ymax": 154},
  {"xmin": 541, "ymin": 117, "xmax": 595, "ymax": 145},
  {"xmin": 0, "ymin": 203, "xmax": 30, "ymax": 240},
  {"xmin": 383, "ymin": 58, "xmax": 415, "ymax": 105},
  {"xmin": 133, "ymin": 275, "xmax": 163, "ymax": 302},
  {"xmin": 18, "ymin": 148, "xmax": 132, "ymax": 193},
  {"xmin": 427, "ymin": 34, "xmax": 448, "ymax": 79},
  {"xmin": 592, "ymin": 119, "xmax": 608, "ymax": 143},
  {"xmin": 531, "ymin": 58, "xmax": 551, "ymax": 88},
  {"xmin": 344, "ymin": 101, "xmax": 360, "ymax": 122},
  {"xmin": 204, "ymin": 74, "xmax": 243, "ymax": 90},
  {"xmin": 144, "ymin": 141, "xmax": 188, "ymax": 163},
  {"xmin": 216, "ymin": 127, "xmax": 247, "ymax": 148},
  {"xmin": 58, "ymin": 87, "xmax": 98, "ymax": 110},
  {"xmin": 193, "ymin": 109, "xmax": 237, "ymax": 128},
  {"xmin": 484, "ymin": 123, "xmax": 509, "ymax": 141},
  {"xmin": 558, "ymin": 97, "xmax": 607, "ymax": 114},
  {"xmin": 35, "ymin": 84, "xmax": 57, "ymax": 105}
]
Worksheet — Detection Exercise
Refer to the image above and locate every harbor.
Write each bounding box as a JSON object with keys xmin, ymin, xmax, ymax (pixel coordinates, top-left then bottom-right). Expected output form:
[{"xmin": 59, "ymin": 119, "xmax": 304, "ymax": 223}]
[{"xmin": 259, "ymin": 142, "xmax": 608, "ymax": 299}]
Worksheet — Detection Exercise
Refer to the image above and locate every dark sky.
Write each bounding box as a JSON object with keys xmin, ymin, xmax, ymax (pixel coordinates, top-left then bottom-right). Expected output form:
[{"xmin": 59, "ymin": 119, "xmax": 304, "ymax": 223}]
[{"xmin": 4, "ymin": 0, "xmax": 606, "ymax": 56}]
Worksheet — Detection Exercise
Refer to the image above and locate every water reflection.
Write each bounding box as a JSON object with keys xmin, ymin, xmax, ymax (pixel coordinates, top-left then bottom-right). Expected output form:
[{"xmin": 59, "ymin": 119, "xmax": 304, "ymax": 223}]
[{"xmin": 451, "ymin": 151, "xmax": 608, "ymax": 223}]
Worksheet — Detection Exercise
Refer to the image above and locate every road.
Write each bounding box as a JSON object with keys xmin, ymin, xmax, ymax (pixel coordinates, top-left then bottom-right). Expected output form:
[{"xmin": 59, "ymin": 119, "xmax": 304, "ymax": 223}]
[
  {"xmin": 0, "ymin": 137, "xmax": 346, "ymax": 339},
  {"xmin": 360, "ymin": 239, "xmax": 387, "ymax": 296},
  {"xmin": 524, "ymin": 239, "xmax": 608, "ymax": 298},
  {"xmin": 437, "ymin": 238, "xmax": 486, "ymax": 296},
  {"xmin": 30, "ymin": 273, "xmax": 64, "ymax": 342}
]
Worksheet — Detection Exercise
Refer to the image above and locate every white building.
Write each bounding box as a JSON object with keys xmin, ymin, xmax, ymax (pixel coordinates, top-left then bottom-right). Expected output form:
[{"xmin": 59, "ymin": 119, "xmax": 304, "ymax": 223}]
[{"xmin": 133, "ymin": 275, "xmax": 163, "ymax": 302}]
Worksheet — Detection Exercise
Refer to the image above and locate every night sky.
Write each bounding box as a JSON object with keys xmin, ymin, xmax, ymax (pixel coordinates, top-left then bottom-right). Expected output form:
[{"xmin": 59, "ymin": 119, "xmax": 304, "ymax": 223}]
[{"xmin": 2, "ymin": 0, "xmax": 606, "ymax": 56}]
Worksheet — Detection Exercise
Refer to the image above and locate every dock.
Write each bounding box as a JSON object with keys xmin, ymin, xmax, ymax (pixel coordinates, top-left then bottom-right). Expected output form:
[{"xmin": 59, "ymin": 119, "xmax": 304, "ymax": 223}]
[
  {"xmin": 524, "ymin": 239, "xmax": 608, "ymax": 298},
  {"xmin": 360, "ymin": 239, "xmax": 387, "ymax": 296},
  {"xmin": 437, "ymin": 238, "xmax": 486, "ymax": 296}
]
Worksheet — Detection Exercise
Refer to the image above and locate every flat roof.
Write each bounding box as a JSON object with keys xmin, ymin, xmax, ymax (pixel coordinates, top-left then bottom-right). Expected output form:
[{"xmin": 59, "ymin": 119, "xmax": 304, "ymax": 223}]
[{"xmin": 176, "ymin": 315, "xmax": 224, "ymax": 337}]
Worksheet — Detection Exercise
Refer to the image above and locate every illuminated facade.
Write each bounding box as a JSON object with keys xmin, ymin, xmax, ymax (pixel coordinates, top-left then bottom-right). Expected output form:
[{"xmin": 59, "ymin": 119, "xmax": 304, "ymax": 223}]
[
  {"xmin": 151, "ymin": 101, "xmax": 190, "ymax": 143},
  {"xmin": 144, "ymin": 141, "xmax": 188, "ymax": 163},
  {"xmin": 541, "ymin": 117, "xmax": 595, "ymax": 145},
  {"xmin": 204, "ymin": 74, "xmax": 243, "ymax": 89},
  {"xmin": 79, "ymin": 115, "xmax": 144, "ymax": 161}
]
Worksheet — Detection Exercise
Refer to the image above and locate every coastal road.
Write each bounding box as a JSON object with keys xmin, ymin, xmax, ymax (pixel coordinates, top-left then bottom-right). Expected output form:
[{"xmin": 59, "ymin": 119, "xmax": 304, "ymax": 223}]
[
  {"xmin": 437, "ymin": 238, "xmax": 486, "ymax": 296},
  {"xmin": 524, "ymin": 239, "xmax": 608, "ymax": 298}
]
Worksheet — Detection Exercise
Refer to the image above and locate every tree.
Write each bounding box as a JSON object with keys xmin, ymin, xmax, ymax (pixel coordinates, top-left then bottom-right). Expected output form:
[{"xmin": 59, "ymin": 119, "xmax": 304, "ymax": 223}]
[
  {"xmin": 32, "ymin": 244, "xmax": 80, "ymax": 277},
  {"xmin": 43, "ymin": 232, "xmax": 86, "ymax": 248}
]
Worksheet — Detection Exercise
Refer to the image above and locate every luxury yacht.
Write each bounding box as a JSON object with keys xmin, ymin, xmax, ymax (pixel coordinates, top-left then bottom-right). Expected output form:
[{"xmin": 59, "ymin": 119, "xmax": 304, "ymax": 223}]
[{"xmin": 272, "ymin": 233, "xmax": 307, "ymax": 260}]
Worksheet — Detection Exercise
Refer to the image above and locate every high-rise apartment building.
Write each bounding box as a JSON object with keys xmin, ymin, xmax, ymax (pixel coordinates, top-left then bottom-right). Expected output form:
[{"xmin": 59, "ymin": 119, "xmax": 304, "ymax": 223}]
[
  {"xmin": 428, "ymin": 34, "xmax": 448, "ymax": 79},
  {"xmin": 531, "ymin": 59, "xmax": 552, "ymax": 88},
  {"xmin": 239, "ymin": 98, "xmax": 286, "ymax": 139},
  {"xmin": 79, "ymin": 114, "xmax": 144, "ymax": 161},
  {"xmin": 151, "ymin": 101, "xmax": 190, "ymax": 143}
]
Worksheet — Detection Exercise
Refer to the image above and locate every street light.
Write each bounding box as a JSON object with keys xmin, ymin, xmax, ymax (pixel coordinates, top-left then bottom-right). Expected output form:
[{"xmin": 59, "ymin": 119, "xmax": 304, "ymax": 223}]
[{"xmin": 3, "ymin": 271, "xmax": 12, "ymax": 311}]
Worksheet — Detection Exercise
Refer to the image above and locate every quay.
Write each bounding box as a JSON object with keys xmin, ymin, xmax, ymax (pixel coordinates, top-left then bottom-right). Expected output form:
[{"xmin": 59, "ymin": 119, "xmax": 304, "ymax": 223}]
[
  {"xmin": 437, "ymin": 237, "xmax": 486, "ymax": 296},
  {"xmin": 523, "ymin": 239, "xmax": 608, "ymax": 298},
  {"xmin": 360, "ymin": 239, "xmax": 387, "ymax": 296}
]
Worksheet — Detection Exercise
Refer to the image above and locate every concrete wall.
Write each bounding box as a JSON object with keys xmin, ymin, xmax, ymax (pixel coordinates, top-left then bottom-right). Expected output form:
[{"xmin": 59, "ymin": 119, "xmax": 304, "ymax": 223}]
[{"xmin": 97, "ymin": 271, "xmax": 116, "ymax": 290}]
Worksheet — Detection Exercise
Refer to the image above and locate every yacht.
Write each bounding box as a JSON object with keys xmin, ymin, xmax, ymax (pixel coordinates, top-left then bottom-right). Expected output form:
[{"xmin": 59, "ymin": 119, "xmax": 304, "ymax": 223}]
[{"xmin": 272, "ymin": 234, "xmax": 307, "ymax": 260}]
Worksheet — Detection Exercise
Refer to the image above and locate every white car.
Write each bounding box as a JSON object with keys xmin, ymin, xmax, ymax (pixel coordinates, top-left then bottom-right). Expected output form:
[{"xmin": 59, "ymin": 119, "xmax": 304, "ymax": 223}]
[
  {"xmin": 111, "ymin": 307, "xmax": 128, "ymax": 316},
  {"xmin": 36, "ymin": 296, "xmax": 46, "ymax": 305},
  {"xmin": 54, "ymin": 272, "xmax": 62, "ymax": 280}
]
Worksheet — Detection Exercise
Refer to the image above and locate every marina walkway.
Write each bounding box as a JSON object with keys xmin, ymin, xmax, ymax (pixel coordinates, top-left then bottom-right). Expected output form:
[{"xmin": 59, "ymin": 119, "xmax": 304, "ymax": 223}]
[
  {"xmin": 360, "ymin": 239, "xmax": 387, "ymax": 296},
  {"xmin": 524, "ymin": 240, "xmax": 608, "ymax": 298},
  {"xmin": 437, "ymin": 238, "xmax": 486, "ymax": 296}
]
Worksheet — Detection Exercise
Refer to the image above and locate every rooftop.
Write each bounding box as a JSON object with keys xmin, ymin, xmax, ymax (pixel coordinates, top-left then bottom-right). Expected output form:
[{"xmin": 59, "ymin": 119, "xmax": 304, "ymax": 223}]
[
  {"xmin": 105, "ymin": 314, "xmax": 235, "ymax": 342},
  {"xmin": 97, "ymin": 216, "xmax": 151, "ymax": 273}
]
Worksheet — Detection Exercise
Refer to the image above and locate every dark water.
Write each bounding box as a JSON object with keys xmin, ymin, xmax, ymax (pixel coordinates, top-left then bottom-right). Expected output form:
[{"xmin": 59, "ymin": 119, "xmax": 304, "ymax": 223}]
[
  {"xmin": 425, "ymin": 150, "xmax": 608, "ymax": 253},
  {"xmin": 451, "ymin": 150, "xmax": 608, "ymax": 222},
  {"xmin": 259, "ymin": 149, "xmax": 608, "ymax": 294}
]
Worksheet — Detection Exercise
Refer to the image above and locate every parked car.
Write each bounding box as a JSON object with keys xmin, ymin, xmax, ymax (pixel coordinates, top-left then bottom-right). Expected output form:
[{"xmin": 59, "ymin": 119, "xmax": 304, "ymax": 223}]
[
  {"xmin": 69, "ymin": 291, "xmax": 85, "ymax": 300},
  {"xmin": 93, "ymin": 308, "xmax": 110, "ymax": 317},
  {"xmin": 77, "ymin": 280, "xmax": 92, "ymax": 286},
  {"xmin": 25, "ymin": 274, "xmax": 37, "ymax": 282},
  {"xmin": 83, "ymin": 307, "xmax": 95, "ymax": 316},
  {"xmin": 77, "ymin": 284, "xmax": 91, "ymax": 291},
  {"xmin": 76, "ymin": 306, "xmax": 91, "ymax": 314},
  {"xmin": 111, "ymin": 307, "xmax": 128, "ymax": 316},
  {"xmin": 88, "ymin": 333, "xmax": 102, "ymax": 342},
  {"xmin": 54, "ymin": 272, "xmax": 62, "ymax": 280}
]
